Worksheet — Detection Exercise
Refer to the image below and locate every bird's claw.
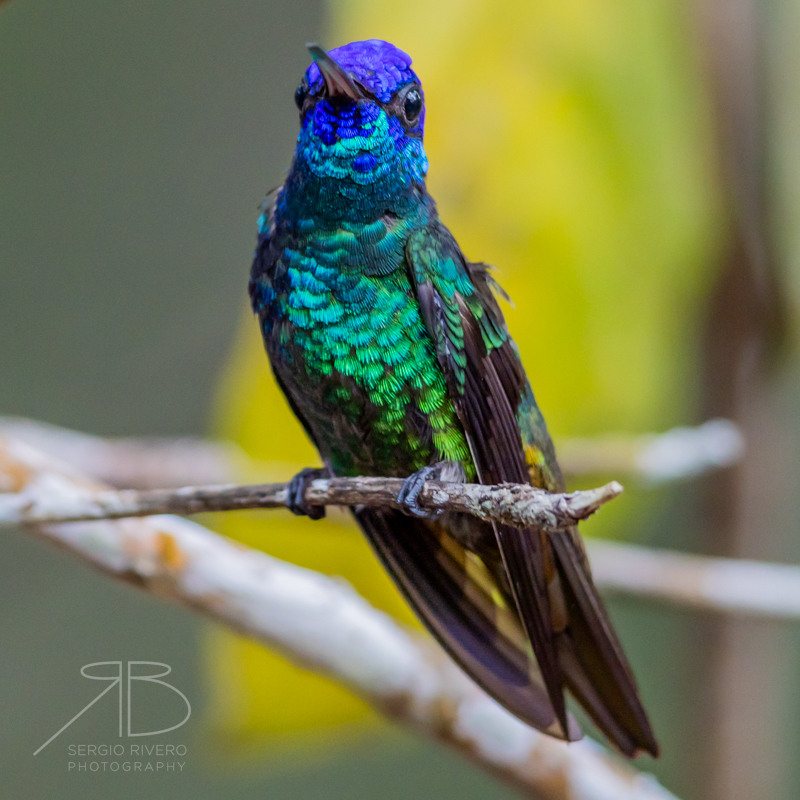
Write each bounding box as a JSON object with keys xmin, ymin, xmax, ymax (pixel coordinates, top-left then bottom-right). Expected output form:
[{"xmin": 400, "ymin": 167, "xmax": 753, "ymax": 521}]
[
  {"xmin": 286, "ymin": 467, "xmax": 328, "ymax": 520},
  {"xmin": 397, "ymin": 461, "xmax": 464, "ymax": 519}
]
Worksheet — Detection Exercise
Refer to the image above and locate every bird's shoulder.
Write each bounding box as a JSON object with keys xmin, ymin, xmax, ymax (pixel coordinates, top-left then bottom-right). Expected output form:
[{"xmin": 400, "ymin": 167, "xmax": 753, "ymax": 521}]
[{"xmin": 249, "ymin": 185, "xmax": 283, "ymax": 315}]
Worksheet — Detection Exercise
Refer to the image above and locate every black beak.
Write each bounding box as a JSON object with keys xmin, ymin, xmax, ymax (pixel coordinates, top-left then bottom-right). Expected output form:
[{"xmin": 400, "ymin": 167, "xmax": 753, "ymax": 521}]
[{"xmin": 307, "ymin": 43, "xmax": 364, "ymax": 100}]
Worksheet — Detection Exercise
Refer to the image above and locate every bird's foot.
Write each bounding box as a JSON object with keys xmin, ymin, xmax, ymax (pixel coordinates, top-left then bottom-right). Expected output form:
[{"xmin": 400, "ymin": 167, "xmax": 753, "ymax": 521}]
[
  {"xmin": 397, "ymin": 461, "xmax": 465, "ymax": 519},
  {"xmin": 286, "ymin": 467, "xmax": 329, "ymax": 520}
]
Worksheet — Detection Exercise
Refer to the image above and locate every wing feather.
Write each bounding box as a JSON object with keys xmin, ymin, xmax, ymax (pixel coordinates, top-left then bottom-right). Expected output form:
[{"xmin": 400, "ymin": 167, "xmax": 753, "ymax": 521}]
[
  {"xmin": 406, "ymin": 210, "xmax": 658, "ymax": 756},
  {"xmin": 551, "ymin": 530, "xmax": 660, "ymax": 757},
  {"xmin": 409, "ymin": 221, "xmax": 569, "ymax": 735}
]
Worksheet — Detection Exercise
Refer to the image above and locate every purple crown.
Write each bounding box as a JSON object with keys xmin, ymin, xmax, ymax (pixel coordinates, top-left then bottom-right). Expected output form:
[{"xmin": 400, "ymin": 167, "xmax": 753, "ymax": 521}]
[{"xmin": 306, "ymin": 40, "xmax": 418, "ymax": 102}]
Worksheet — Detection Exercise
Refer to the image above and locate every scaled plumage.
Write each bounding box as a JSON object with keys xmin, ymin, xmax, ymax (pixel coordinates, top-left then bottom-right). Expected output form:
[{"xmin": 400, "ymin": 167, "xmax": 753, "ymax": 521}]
[{"xmin": 249, "ymin": 39, "xmax": 658, "ymax": 757}]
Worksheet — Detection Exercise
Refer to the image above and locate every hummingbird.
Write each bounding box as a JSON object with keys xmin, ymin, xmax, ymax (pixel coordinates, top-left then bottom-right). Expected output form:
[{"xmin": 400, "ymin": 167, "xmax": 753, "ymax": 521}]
[{"xmin": 249, "ymin": 39, "xmax": 658, "ymax": 758}]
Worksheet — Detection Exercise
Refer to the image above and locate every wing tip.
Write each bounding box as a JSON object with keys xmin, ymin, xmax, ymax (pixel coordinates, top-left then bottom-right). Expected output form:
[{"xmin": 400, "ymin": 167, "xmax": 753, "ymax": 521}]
[{"xmin": 634, "ymin": 731, "xmax": 660, "ymax": 760}]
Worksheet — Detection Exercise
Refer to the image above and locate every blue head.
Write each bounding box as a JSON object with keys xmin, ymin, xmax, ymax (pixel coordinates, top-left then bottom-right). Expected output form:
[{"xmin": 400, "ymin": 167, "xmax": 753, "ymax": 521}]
[{"xmin": 282, "ymin": 40, "xmax": 429, "ymax": 222}]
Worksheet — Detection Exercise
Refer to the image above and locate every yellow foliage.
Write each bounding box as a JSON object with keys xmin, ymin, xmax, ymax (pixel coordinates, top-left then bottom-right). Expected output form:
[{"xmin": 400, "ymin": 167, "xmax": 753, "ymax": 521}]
[{"xmin": 206, "ymin": 0, "xmax": 723, "ymax": 752}]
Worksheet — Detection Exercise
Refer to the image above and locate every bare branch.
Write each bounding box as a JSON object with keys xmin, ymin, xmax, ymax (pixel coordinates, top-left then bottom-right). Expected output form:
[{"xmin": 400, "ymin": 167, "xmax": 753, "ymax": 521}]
[
  {"xmin": 587, "ymin": 539, "xmax": 800, "ymax": 620},
  {"xmin": 0, "ymin": 434, "xmax": 676, "ymax": 800},
  {"xmin": 0, "ymin": 416, "xmax": 743, "ymax": 489},
  {"xmin": 0, "ymin": 471, "xmax": 623, "ymax": 532},
  {"xmin": 0, "ymin": 416, "xmax": 247, "ymax": 489}
]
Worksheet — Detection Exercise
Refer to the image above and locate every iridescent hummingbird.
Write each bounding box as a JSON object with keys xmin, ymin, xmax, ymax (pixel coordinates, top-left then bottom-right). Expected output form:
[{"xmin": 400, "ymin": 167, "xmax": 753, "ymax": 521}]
[{"xmin": 249, "ymin": 39, "xmax": 658, "ymax": 757}]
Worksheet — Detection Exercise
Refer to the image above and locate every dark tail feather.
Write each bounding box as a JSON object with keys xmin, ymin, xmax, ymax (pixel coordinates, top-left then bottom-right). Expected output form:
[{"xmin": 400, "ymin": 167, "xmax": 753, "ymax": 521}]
[
  {"xmin": 493, "ymin": 522, "xmax": 570, "ymax": 736},
  {"xmin": 354, "ymin": 506, "xmax": 582, "ymax": 741},
  {"xmin": 550, "ymin": 530, "xmax": 659, "ymax": 758}
]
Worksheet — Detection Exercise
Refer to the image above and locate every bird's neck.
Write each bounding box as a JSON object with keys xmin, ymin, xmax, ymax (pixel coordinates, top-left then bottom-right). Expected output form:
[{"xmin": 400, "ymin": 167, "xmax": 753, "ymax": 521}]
[{"xmin": 280, "ymin": 160, "xmax": 424, "ymax": 227}]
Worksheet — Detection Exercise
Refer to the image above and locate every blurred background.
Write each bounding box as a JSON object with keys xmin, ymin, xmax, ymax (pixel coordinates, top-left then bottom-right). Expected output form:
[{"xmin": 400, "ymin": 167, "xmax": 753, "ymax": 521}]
[{"xmin": 2, "ymin": 0, "xmax": 800, "ymax": 798}]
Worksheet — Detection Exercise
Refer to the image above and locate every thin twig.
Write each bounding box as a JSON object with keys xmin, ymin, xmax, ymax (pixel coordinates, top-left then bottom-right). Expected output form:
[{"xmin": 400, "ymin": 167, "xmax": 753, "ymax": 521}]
[
  {"xmin": 1, "ymin": 420, "xmax": 791, "ymax": 621},
  {"xmin": 0, "ymin": 473, "xmax": 623, "ymax": 532},
  {"xmin": 0, "ymin": 416, "xmax": 743, "ymax": 489},
  {"xmin": 0, "ymin": 434, "xmax": 676, "ymax": 800}
]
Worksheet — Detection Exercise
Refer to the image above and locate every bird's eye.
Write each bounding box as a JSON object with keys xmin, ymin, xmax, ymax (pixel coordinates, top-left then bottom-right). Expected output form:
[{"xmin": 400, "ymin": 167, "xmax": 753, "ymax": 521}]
[
  {"xmin": 403, "ymin": 88, "xmax": 423, "ymax": 123},
  {"xmin": 294, "ymin": 83, "xmax": 308, "ymax": 110}
]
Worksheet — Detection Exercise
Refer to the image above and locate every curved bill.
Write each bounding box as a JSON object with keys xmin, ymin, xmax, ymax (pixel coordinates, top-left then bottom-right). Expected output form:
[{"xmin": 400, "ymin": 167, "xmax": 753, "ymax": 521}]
[{"xmin": 307, "ymin": 43, "xmax": 364, "ymax": 100}]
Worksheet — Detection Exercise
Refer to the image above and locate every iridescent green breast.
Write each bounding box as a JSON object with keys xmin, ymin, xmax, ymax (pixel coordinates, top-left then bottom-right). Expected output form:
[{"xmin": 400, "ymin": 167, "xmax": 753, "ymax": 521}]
[{"xmin": 266, "ymin": 220, "xmax": 472, "ymax": 478}]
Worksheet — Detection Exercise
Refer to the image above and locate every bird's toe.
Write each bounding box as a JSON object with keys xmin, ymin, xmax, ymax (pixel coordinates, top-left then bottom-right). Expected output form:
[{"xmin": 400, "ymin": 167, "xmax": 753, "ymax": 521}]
[
  {"xmin": 286, "ymin": 467, "xmax": 328, "ymax": 520},
  {"xmin": 397, "ymin": 461, "xmax": 463, "ymax": 519}
]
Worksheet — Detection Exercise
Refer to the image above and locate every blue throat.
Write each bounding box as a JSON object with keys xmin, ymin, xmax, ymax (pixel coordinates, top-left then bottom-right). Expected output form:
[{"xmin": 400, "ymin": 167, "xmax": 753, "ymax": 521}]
[{"xmin": 280, "ymin": 97, "xmax": 429, "ymax": 226}]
